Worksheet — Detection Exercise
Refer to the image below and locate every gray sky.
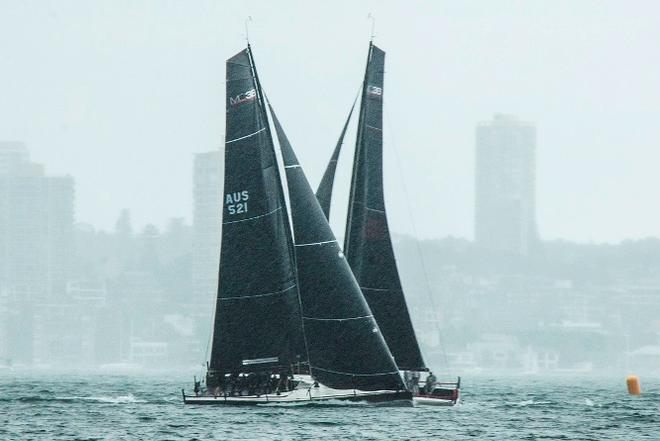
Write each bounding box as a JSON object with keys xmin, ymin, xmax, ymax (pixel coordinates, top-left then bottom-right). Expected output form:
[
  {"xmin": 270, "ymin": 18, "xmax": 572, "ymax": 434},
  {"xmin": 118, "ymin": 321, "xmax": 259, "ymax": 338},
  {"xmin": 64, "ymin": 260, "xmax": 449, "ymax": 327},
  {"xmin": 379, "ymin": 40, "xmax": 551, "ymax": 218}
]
[{"xmin": 2, "ymin": 0, "xmax": 659, "ymax": 242}]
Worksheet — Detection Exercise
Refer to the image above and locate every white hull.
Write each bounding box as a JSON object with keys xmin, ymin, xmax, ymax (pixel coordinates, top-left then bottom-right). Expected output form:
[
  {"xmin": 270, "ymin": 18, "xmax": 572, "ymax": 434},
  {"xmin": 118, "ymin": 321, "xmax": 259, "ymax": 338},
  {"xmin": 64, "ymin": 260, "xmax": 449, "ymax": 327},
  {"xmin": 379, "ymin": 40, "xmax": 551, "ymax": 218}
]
[
  {"xmin": 183, "ymin": 376, "xmax": 411, "ymax": 405},
  {"xmin": 413, "ymin": 395, "xmax": 459, "ymax": 406}
]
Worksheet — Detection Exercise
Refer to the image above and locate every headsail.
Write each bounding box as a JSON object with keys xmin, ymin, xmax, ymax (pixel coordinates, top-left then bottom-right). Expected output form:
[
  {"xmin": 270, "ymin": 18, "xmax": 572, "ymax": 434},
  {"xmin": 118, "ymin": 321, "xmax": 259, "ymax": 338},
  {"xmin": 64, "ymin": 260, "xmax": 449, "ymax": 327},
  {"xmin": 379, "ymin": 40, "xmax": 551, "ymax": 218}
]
[
  {"xmin": 344, "ymin": 43, "xmax": 427, "ymax": 372},
  {"xmin": 315, "ymin": 97, "xmax": 357, "ymax": 220},
  {"xmin": 209, "ymin": 47, "xmax": 304, "ymax": 376},
  {"xmin": 269, "ymin": 104, "xmax": 405, "ymax": 391}
]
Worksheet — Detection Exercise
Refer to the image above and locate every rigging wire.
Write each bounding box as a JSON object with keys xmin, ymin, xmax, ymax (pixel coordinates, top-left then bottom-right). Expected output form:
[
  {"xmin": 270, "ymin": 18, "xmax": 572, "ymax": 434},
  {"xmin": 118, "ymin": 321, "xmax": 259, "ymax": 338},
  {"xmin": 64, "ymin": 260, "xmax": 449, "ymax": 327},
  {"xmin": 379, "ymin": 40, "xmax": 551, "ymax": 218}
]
[
  {"xmin": 383, "ymin": 105, "xmax": 450, "ymax": 370},
  {"xmin": 201, "ymin": 303, "xmax": 215, "ymax": 380}
]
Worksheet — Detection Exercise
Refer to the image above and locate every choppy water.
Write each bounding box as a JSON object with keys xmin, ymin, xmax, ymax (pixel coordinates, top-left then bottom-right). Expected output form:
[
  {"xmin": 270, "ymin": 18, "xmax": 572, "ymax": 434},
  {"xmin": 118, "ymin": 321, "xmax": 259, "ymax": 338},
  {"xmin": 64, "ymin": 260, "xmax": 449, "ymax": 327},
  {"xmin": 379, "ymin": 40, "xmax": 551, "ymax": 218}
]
[{"xmin": 0, "ymin": 370, "xmax": 657, "ymax": 440}]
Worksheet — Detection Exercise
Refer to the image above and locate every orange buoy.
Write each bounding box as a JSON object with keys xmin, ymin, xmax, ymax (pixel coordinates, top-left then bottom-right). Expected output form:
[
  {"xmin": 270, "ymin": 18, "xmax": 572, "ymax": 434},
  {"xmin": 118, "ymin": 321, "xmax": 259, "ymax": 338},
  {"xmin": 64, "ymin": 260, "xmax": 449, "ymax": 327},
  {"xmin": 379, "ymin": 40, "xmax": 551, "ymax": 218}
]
[{"xmin": 626, "ymin": 375, "xmax": 641, "ymax": 395}]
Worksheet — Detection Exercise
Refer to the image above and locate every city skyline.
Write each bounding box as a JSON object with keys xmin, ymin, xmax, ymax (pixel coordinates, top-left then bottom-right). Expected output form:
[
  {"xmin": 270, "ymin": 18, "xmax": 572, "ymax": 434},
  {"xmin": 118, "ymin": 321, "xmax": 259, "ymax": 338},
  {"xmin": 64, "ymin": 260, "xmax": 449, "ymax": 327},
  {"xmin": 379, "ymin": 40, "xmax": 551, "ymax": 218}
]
[
  {"xmin": 3, "ymin": 109, "xmax": 659, "ymax": 247},
  {"xmin": 2, "ymin": 139, "xmax": 659, "ymax": 372},
  {"xmin": 2, "ymin": 1, "xmax": 659, "ymax": 243}
]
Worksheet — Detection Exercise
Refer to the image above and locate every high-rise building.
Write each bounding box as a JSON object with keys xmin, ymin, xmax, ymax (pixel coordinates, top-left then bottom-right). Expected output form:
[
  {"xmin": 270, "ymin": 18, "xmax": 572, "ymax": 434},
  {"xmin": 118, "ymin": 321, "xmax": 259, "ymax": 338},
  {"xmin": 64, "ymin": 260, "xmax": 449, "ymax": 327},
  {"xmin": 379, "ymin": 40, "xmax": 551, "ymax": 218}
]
[
  {"xmin": 0, "ymin": 142, "xmax": 75, "ymax": 363},
  {"xmin": 475, "ymin": 114, "xmax": 538, "ymax": 255},
  {"xmin": 192, "ymin": 151, "xmax": 221, "ymax": 306},
  {"xmin": 0, "ymin": 141, "xmax": 30, "ymax": 176}
]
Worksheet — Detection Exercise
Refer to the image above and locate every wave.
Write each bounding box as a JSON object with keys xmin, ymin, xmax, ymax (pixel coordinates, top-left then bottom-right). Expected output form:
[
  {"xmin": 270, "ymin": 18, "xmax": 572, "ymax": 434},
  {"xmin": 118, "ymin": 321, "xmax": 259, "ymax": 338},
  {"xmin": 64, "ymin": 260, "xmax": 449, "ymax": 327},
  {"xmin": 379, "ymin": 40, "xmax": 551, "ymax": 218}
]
[
  {"xmin": 3, "ymin": 393, "xmax": 146, "ymax": 404},
  {"xmin": 584, "ymin": 398, "xmax": 600, "ymax": 407},
  {"xmin": 56, "ymin": 393, "xmax": 146, "ymax": 404},
  {"xmin": 510, "ymin": 399, "xmax": 554, "ymax": 407}
]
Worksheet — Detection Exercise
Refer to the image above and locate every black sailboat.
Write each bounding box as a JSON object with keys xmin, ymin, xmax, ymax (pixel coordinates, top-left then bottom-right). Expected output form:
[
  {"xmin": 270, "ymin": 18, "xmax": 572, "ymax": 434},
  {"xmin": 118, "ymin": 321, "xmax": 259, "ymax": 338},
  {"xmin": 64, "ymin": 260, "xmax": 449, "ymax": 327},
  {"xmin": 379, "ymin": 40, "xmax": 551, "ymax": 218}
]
[
  {"xmin": 317, "ymin": 42, "xmax": 460, "ymax": 405},
  {"xmin": 182, "ymin": 44, "xmax": 410, "ymax": 405}
]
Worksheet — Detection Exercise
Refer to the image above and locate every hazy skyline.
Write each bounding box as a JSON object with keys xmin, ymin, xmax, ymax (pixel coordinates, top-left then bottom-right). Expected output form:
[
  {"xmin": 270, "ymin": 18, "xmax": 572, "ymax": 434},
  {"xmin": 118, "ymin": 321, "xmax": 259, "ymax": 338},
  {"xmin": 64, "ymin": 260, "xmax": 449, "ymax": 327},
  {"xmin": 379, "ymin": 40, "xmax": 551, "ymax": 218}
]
[{"xmin": 2, "ymin": 0, "xmax": 659, "ymax": 242}]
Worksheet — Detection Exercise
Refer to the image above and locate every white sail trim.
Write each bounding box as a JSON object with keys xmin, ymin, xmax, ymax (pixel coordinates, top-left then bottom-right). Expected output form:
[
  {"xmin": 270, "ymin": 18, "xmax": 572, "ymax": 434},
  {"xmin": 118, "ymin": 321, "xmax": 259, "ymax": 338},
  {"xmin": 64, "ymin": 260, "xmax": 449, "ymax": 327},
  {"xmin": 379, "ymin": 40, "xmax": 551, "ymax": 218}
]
[
  {"xmin": 352, "ymin": 200, "xmax": 385, "ymax": 213},
  {"xmin": 222, "ymin": 206, "xmax": 282, "ymax": 225},
  {"xmin": 302, "ymin": 314, "xmax": 372, "ymax": 322},
  {"xmin": 311, "ymin": 366, "xmax": 400, "ymax": 377},
  {"xmin": 225, "ymin": 127, "xmax": 266, "ymax": 144},
  {"xmin": 284, "ymin": 164, "xmax": 301, "ymax": 169},
  {"xmin": 242, "ymin": 356, "xmax": 279, "ymax": 366},
  {"xmin": 365, "ymin": 124, "xmax": 382, "ymax": 132},
  {"xmin": 294, "ymin": 239, "xmax": 337, "ymax": 247},
  {"xmin": 219, "ymin": 284, "xmax": 296, "ymax": 301}
]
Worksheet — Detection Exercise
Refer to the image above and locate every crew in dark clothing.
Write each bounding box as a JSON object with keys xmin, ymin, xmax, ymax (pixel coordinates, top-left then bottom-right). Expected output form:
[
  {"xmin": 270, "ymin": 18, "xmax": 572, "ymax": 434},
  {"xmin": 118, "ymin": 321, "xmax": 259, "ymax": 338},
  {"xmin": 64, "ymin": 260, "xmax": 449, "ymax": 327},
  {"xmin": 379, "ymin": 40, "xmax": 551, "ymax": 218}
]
[
  {"xmin": 206, "ymin": 372, "xmax": 221, "ymax": 396},
  {"xmin": 229, "ymin": 372, "xmax": 239, "ymax": 396},
  {"xmin": 278, "ymin": 372, "xmax": 288, "ymax": 392},
  {"xmin": 411, "ymin": 371, "xmax": 420, "ymax": 394},
  {"xmin": 270, "ymin": 373, "xmax": 280, "ymax": 394},
  {"xmin": 247, "ymin": 372, "xmax": 257, "ymax": 395},
  {"xmin": 193, "ymin": 377, "xmax": 201, "ymax": 397},
  {"xmin": 238, "ymin": 373, "xmax": 248, "ymax": 395},
  {"xmin": 425, "ymin": 372, "xmax": 437, "ymax": 394}
]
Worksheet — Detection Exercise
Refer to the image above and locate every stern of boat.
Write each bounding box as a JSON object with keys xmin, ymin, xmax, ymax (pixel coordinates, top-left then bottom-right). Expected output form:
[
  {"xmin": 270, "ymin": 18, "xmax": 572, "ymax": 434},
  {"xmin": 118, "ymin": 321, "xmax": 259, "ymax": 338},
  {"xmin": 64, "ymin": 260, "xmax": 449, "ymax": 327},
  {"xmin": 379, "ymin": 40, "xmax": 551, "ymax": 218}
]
[{"xmin": 413, "ymin": 376, "xmax": 461, "ymax": 406}]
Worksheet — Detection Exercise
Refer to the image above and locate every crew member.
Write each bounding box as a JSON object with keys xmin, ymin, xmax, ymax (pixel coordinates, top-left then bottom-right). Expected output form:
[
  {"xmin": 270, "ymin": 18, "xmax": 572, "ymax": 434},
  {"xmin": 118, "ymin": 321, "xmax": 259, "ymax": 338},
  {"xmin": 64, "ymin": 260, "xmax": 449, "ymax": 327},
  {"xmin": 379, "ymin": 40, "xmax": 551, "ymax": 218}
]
[
  {"xmin": 193, "ymin": 377, "xmax": 201, "ymax": 397},
  {"xmin": 425, "ymin": 371, "xmax": 437, "ymax": 394}
]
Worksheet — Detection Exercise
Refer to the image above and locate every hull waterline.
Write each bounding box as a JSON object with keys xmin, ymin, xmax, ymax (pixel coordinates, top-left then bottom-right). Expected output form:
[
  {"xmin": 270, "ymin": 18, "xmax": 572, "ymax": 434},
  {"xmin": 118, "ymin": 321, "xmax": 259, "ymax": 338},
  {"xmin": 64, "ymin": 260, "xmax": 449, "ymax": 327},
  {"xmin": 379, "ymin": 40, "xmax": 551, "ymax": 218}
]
[
  {"xmin": 182, "ymin": 386, "xmax": 411, "ymax": 406},
  {"xmin": 413, "ymin": 394, "xmax": 459, "ymax": 407}
]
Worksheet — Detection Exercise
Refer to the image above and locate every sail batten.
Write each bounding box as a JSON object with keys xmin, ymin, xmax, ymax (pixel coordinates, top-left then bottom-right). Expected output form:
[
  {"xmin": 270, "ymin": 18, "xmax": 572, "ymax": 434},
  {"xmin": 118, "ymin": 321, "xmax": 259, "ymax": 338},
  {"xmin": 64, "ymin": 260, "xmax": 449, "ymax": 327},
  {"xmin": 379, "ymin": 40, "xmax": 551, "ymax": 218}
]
[
  {"xmin": 225, "ymin": 127, "xmax": 266, "ymax": 144},
  {"xmin": 218, "ymin": 284, "xmax": 297, "ymax": 301},
  {"xmin": 294, "ymin": 239, "xmax": 337, "ymax": 247},
  {"xmin": 221, "ymin": 206, "xmax": 283, "ymax": 224},
  {"xmin": 302, "ymin": 315, "xmax": 373, "ymax": 321},
  {"xmin": 311, "ymin": 366, "xmax": 400, "ymax": 377},
  {"xmin": 343, "ymin": 43, "xmax": 427, "ymax": 372},
  {"xmin": 269, "ymin": 103, "xmax": 405, "ymax": 391}
]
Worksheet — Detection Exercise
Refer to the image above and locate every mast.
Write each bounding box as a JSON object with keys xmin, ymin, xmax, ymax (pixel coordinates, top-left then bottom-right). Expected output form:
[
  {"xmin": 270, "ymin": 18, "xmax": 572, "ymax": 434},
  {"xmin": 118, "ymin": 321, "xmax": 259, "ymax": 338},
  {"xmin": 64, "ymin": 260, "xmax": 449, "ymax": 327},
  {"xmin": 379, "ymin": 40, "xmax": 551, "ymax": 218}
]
[
  {"xmin": 343, "ymin": 43, "xmax": 427, "ymax": 372},
  {"xmin": 269, "ymin": 103, "xmax": 405, "ymax": 391},
  {"xmin": 208, "ymin": 47, "xmax": 305, "ymax": 377},
  {"xmin": 315, "ymin": 97, "xmax": 357, "ymax": 220}
]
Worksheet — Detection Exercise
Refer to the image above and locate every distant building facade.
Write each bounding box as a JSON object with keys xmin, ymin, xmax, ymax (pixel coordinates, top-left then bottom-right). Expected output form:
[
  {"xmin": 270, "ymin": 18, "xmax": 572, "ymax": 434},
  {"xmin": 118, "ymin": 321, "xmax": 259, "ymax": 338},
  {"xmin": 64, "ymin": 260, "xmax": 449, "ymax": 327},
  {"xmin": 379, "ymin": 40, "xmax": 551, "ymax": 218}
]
[
  {"xmin": 0, "ymin": 142, "xmax": 75, "ymax": 363},
  {"xmin": 192, "ymin": 151, "xmax": 221, "ymax": 305},
  {"xmin": 475, "ymin": 114, "xmax": 538, "ymax": 255}
]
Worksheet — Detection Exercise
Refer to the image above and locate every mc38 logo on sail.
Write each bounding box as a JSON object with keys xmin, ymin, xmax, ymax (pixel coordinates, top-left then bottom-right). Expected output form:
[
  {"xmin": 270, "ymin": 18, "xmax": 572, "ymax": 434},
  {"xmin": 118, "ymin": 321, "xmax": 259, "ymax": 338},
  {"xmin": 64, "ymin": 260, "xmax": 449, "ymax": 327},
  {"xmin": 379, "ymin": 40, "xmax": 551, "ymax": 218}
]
[
  {"xmin": 367, "ymin": 85, "xmax": 382, "ymax": 96},
  {"xmin": 226, "ymin": 190, "xmax": 249, "ymax": 215},
  {"xmin": 229, "ymin": 89, "xmax": 257, "ymax": 106}
]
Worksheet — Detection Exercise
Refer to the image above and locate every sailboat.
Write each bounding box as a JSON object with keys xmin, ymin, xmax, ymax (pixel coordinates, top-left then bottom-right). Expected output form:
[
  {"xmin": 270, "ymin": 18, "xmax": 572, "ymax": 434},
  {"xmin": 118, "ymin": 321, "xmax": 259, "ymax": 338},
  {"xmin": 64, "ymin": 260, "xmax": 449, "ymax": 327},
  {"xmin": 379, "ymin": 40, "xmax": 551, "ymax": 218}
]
[
  {"xmin": 316, "ymin": 41, "xmax": 460, "ymax": 406},
  {"xmin": 182, "ymin": 44, "xmax": 411, "ymax": 405}
]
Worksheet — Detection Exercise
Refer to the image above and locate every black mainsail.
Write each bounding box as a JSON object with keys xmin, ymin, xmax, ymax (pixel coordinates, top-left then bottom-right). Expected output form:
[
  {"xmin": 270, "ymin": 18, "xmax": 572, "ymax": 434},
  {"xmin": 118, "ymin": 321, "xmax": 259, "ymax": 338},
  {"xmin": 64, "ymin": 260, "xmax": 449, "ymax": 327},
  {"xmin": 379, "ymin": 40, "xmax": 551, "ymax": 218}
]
[
  {"xmin": 343, "ymin": 43, "xmax": 427, "ymax": 372},
  {"xmin": 269, "ymin": 104, "xmax": 404, "ymax": 391},
  {"xmin": 315, "ymin": 98, "xmax": 357, "ymax": 220},
  {"xmin": 208, "ymin": 47, "xmax": 304, "ymax": 377}
]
